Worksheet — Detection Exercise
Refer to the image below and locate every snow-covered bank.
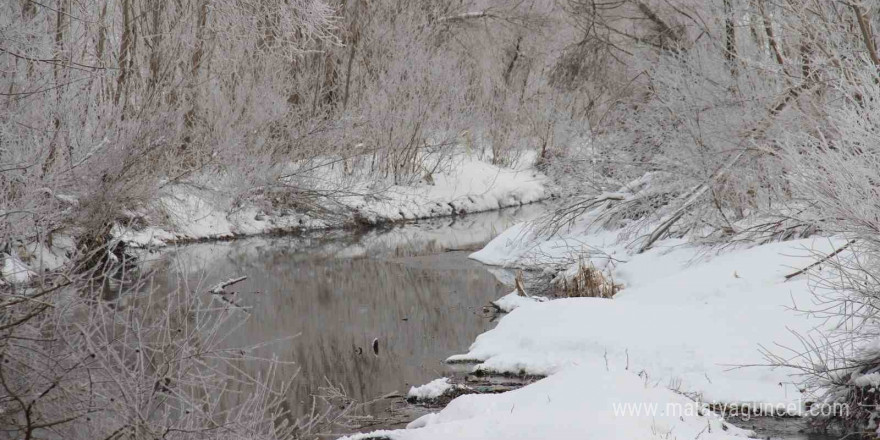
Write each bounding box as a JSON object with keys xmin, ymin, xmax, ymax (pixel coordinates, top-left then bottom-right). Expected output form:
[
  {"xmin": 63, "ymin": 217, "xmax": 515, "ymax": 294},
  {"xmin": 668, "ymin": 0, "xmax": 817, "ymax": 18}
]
[
  {"xmin": 344, "ymin": 363, "xmax": 754, "ymax": 440},
  {"xmin": 346, "ymin": 210, "xmax": 846, "ymax": 439},
  {"xmin": 2, "ymin": 152, "xmax": 548, "ymax": 285},
  {"xmin": 461, "ymin": 236, "xmax": 841, "ymax": 406},
  {"xmin": 113, "ymin": 154, "xmax": 548, "ymax": 248}
]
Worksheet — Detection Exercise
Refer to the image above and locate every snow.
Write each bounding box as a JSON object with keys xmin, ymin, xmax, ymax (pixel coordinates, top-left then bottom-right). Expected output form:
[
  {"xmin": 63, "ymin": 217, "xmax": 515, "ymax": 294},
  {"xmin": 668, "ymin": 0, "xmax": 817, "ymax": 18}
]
[
  {"xmin": 342, "ymin": 363, "xmax": 754, "ymax": 440},
  {"xmin": 407, "ymin": 378, "xmax": 459, "ymax": 400},
  {"xmin": 114, "ymin": 152, "xmax": 549, "ymax": 248},
  {"xmin": 852, "ymin": 372, "xmax": 880, "ymax": 388},
  {"xmin": 344, "ymin": 153, "xmax": 546, "ymax": 224},
  {"xmin": 24, "ymin": 242, "xmax": 70, "ymax": 273},
  {"xmin": 2, "ymin": 253, "xmax": 35, "ymax": 284},
  {"xmin": 490, "ymin": 291, "xmax": 547, "ymax": 312},
  {"xmin": 460, "ymin": 237, "xmax": 844, "ymax": 407},
  {"xmin": 111, "ymin": 186, "xmax": 284, "ymax": 248},
  {"xmin": 469, "ymin": 216, "xmax": 628, "ymax": 270}
]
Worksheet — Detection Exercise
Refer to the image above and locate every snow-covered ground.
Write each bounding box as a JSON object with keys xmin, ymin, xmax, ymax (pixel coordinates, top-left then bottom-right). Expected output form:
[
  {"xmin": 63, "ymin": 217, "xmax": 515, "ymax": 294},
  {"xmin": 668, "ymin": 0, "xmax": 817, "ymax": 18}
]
[
  {"xmin": 345, "ymin": 208, "xmax": 846, "ymax": 439},
  {"xmin": 466, "ymin": 233, "xmax": 841, "ymax": 407},
  {"xmin": 346, "ymin": 363, "xmax": 753, "ymax": 440},
  {"xmin": 114, "ymin": 153, "xmax": 548, "ymax": 248}
]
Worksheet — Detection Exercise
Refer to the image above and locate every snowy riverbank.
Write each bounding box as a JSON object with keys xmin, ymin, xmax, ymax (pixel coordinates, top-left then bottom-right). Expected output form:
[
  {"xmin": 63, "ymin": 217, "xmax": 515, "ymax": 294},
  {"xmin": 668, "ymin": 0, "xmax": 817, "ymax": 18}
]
[
  {"xmin": 112, "ymin": 153, "xmax": 548, "ymax": 248},
  {"xmin": 343, "ymin": 210, "xmax": 847, "ymax": 439},
  {"xmin": 2, "ymin": 153, "xmax": 548, "ymax": 284}
]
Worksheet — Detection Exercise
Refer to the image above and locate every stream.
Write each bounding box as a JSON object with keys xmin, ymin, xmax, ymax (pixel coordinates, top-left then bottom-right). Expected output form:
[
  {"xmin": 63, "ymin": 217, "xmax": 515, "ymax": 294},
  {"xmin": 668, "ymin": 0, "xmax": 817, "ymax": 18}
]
[
  {"xmin": 146, "ymin": 205, "xmax": 543, "ymax": 432},
  {"xmin": 145, "ymin": 204, "xmax": 841, "ymax": 439}
]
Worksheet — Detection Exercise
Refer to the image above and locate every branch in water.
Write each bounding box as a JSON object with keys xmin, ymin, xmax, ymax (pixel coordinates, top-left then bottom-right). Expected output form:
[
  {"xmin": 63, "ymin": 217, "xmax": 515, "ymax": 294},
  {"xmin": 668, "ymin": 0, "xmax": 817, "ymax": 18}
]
[{"xmin": 207, "ymin": 276, "xmax": 248, "ymax": 295}]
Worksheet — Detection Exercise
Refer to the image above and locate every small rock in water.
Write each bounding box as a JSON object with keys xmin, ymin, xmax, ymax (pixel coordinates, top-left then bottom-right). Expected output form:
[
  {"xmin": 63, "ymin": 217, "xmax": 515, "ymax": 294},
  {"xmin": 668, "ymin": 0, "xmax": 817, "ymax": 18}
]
[{"xmin": 372, "ymin": 338, "xmax": 379, "ymax": 356}]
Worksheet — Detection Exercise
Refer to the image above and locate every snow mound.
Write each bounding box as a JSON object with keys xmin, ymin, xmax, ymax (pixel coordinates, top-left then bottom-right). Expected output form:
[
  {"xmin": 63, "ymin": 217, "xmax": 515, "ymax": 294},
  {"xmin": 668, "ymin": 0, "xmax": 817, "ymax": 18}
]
[
  {"xmin": 407, "ymin": 378, "xmax": 459, "ymax": 400},
  {"xmin": 491, "ymin": 291, "xmax": 547, "ymax": 312}
]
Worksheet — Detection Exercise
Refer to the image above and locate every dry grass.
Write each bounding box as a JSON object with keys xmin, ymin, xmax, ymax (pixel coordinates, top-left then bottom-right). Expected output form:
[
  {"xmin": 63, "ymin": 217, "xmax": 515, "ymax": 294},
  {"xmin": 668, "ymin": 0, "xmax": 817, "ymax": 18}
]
[{"xmin": 555, "ymin": 258, "xmax": 620, "ymax": 298}]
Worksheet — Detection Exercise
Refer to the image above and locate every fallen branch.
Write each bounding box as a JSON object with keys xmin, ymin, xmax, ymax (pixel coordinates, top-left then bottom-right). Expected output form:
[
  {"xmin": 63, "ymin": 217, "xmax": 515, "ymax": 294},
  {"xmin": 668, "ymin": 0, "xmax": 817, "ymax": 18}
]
[
  {"xmin": 638, "ymin": 150, "xmax": 745, "ymax": 253},
  {"xmin": 540, "ymin": 193, "xmax": 626, "ymax": 236},
  {"xmin": 783, "ymin": 240, "xmax": 856, "ymax": 282},
  {"xmin": 207, "ymin": 276, "xmax": 247, "ymax": 295},
  {"xmin": 436, "ymin": 11, "xmax": 495, "ymax": 23}
]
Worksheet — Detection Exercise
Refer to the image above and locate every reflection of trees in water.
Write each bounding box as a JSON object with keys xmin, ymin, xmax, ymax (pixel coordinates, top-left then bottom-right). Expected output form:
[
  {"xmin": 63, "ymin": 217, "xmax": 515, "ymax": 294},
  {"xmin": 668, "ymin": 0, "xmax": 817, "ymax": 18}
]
[
  {"xmin": 156, "ymin": 246, "xmax": 508, "ymax": 419},
  {"xmin": 292, "ymin": 333, "xmax": 386, "ymax": 408}
]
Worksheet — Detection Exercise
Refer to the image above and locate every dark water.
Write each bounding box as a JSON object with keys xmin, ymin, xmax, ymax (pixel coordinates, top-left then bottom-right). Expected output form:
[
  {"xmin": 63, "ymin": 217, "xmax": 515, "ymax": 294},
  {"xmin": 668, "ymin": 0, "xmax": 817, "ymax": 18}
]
[
  {"xmin": 147, "ymin": 205, "xmax": 544, "ymax": 425},
  {"xmin": 738, "ymin": 417, "xmax": 842, "ymax": 440}
]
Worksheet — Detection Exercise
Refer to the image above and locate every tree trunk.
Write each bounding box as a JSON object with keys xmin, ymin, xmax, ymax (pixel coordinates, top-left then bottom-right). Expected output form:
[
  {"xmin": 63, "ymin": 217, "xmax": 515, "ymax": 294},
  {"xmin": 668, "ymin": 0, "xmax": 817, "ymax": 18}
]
[
  {"xmin": 757, "ymin": 0, "xmax": 785, "ymax": 69},
  {"xmin": 342, "ymin": 0, "xmax": 362, "ymax": 110},
  {"xmin": 723, "ymin": 0, "xmax": 737, "ymax": 75},
  {"xmin": 115, "ymin": 0, "xmax": 133, "ymax": 106},
  {"xmin": 182, "ymin": 0, "xmax": 210, "ymax": 152},
  {"xmin": 43, "ymin": 0, "xmax": 69, "ymax": 176},
  {"xmin": 851, "ymin": 4, "xmax": 880, "ymax": 69},
  {"xmin": 147, "ymin": 0, "xmax": 165, "ymax": 92}
]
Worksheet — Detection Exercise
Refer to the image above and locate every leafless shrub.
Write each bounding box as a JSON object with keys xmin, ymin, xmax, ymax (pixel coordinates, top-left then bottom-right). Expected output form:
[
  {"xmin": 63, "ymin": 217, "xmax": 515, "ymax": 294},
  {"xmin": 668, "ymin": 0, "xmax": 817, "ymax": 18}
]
[
  {"xmin": 537, "ymin": 0, "xmax": 853, "ymax": 248},
  {"xmin": 758, "ymin": 241, "xmax": 880, "ymax": 434},
  {"xmin": 0, "ymin": 256, "xmax": 313, "ymax": 440},
  {"xmin": 758, "ymin": 44, "xmax": 880, "ymax": 433}
]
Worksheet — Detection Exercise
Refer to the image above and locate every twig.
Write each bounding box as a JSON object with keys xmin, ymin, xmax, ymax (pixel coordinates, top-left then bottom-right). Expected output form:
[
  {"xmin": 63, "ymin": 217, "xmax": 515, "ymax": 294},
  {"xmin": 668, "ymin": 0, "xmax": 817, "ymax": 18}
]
[{"xmin": 783, "ymin": 240, "xmax": 856, "ymax": 281}]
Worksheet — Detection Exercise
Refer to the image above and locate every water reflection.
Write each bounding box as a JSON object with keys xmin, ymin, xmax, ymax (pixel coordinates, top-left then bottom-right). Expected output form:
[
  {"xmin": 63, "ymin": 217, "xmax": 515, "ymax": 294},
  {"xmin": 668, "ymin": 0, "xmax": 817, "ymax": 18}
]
[{"xmin": 149, "ymin": 205, "xmax": 544, "ymax": 420}]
